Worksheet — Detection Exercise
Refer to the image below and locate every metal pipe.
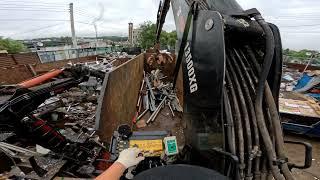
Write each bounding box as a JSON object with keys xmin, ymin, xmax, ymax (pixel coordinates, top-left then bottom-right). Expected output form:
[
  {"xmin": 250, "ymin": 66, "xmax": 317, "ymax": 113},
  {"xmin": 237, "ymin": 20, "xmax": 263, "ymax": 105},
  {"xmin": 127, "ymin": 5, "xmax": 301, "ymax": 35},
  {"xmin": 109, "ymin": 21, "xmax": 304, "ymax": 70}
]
[
  {"xmin": 146, "ymin": 96, "xmax": 167, "ymax": 124},
  {"xmin": 137, "ymin": 108, "xmax": 149, "ymax": 120},
  {"xmin": 0, "ymin": 142, "xmax": 38, "ymax": 156},
  {"xmin": 167, "ymin": 101, "xmax": 175, "ymax": 117}
]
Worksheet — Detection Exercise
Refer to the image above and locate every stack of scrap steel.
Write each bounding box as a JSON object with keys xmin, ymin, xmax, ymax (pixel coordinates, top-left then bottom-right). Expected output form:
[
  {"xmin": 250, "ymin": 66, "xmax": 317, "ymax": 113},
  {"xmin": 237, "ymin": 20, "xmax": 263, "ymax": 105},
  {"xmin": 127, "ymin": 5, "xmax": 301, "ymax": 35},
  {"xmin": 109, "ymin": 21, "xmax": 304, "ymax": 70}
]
[
  {"xmin": 281, "ymin": 67, "xmax": 320, "ymax": 100},
  {"xmin": 279, "ymin": 67, "xmax": 320, "ymax": 138},
  {"xmin": 127, "ymin": 53, "xmax": 185, "ymax": 147},
  {"xmin": 0, "ymin": 59, "xmax": 130, "ymax": 179},
  {"xmin": 280, "ymin": 67, "xmax": 302, "ymax": 92},
  {"xmin": 133, "ymin": 69, "xmax": 182, "ymax": 128}
]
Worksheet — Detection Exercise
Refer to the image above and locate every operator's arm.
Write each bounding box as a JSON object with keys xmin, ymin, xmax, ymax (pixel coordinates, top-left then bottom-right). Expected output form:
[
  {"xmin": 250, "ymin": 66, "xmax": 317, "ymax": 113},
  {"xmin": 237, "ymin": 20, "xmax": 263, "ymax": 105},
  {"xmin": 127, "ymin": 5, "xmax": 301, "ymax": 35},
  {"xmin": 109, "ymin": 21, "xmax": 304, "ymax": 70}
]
[
  {"xmin": 95, "ymin": 162, "xmax": 126, "ymax": 180},
  {"xmin": 95, "ymin": 147, "xmax": 145, "ymax": 180}
]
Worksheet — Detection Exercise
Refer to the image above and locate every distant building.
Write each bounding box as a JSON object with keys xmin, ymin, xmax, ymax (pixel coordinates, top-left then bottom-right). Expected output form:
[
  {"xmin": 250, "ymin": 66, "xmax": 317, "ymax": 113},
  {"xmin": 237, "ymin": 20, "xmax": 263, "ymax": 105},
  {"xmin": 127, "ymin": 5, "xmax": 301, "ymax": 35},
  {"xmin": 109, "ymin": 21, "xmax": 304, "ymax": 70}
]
[
  {"xmin": 128, "ymin": 22, "xmax": 141, "ymax": 46},
  {"xmin": 132, "ymin": 28, "xmax": 142, "ymax": 45},
  {"xmin": 128, "ymin": 22, "xmax": 133, "ymax": 45}
]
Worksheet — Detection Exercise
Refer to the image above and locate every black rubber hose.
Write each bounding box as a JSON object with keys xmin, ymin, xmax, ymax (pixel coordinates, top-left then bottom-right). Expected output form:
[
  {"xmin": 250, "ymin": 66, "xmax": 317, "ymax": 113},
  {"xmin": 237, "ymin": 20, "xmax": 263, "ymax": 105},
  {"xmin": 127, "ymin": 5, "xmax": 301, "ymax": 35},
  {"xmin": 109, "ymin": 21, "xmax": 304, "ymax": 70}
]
[
  {"xmin": 225, "ymin": 69, "xmax": 245, "ymax": 179},
  {"xmin": 246, "ymin": 45, "xmax": 294, "ymax": 180},
  {"xmin": 233, "ymin": 49, "xmax": 257, "ymax": 94},
  {"xmin": 227, "ymin": 54, "xmax": 253, "ymax": 179},
  {"xmin": 265, "ymin": 87, "xmax": 294, "ymax": 180},
  {"xmin": 252, "ymin": 14, "xmax": 283, "ymax": 180},
  {"xmin": 243, "ymin": 46, "xmax": 262, "ymax": 76},
  {"xmin": 261, "ymin": 155, "xmax": 268, "ymax": 180},
  {"xmin": 223, "ymin": 90, "xmax": 236, "ymax": 155},
  {"xmin": 239, "ymin": 46, "xmax": 275, "ymax": 180},
  {"xmin": 230, "ymin": 48, "xmax": 261, "ymax": 179}
]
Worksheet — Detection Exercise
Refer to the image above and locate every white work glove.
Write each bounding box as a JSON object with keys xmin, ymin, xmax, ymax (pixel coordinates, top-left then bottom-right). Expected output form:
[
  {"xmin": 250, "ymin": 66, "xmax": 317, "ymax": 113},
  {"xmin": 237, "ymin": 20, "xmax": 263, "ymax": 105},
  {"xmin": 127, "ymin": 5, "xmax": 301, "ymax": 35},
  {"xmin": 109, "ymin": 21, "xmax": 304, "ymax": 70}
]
[{"xmin": 116, "ymin": 147, "xmax": 145, "ymax": 168}]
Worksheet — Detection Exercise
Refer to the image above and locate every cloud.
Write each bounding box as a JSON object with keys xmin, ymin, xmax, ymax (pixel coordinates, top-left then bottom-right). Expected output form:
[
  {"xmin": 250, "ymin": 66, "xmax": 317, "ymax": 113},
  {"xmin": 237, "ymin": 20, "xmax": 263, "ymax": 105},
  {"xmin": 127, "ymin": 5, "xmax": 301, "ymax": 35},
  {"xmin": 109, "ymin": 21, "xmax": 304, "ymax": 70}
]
[
  {"xmin": 0, "ymin": 0, "xmax": 319, "ymax": 50},
  {"xmin": 238, "ymin": 0, "xmax": 320, "ymax": 50}
]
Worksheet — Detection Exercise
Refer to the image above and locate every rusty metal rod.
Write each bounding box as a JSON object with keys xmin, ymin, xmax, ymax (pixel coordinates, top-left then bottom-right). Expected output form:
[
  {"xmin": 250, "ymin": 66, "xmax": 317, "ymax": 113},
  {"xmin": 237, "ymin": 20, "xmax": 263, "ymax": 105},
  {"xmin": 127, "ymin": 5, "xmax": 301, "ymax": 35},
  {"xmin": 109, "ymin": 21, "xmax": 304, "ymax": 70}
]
[
  {"xmin": 137, "ymin": 108, "xmax": 149, "ymax": 121},
  {"xmin": 146, "ymin": 96, "xmax": 167, "ymax": 124}
]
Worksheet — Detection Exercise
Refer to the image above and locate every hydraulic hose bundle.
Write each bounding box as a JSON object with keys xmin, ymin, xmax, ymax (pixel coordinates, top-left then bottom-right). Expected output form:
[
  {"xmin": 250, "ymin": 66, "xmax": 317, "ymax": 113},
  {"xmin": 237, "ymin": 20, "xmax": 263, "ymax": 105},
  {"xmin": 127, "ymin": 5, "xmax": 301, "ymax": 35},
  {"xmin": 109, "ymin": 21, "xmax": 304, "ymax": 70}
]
[
  {"xmin": 169, "ymin": 0, "xmax": 300, "ymax": 179},
  {"xmin": 223, "ymin": 10, "xmax": 293, "ymax": 179}
]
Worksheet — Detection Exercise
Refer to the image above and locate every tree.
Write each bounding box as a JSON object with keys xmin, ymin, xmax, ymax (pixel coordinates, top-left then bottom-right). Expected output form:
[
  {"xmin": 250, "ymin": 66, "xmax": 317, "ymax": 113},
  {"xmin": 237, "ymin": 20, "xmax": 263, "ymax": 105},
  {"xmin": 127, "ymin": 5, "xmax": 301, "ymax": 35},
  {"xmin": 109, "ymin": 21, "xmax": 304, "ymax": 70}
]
[
  {"xmin": 167, "ymin": 30, "xmax": 177, "ymax": 49},
  {"xmin": 138, "ymin": 21, "xmax": 157, "ymax": 49},
  {"xmin": 0, "ymin": 38, "xmax": 26, "ymax": 53},
  {"xmin": 137, "ymin": 21, "xmax": 177, "ymax": 49}
]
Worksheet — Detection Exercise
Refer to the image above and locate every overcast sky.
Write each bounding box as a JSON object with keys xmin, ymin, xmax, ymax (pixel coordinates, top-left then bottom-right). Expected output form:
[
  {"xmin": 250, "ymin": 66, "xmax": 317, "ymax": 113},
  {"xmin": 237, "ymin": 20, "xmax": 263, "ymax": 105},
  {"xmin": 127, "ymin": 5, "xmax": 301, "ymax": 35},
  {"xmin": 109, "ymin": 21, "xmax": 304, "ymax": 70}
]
[{"xmin": 0, "ymin": 0, "xmax": 319, "ymax": 50}]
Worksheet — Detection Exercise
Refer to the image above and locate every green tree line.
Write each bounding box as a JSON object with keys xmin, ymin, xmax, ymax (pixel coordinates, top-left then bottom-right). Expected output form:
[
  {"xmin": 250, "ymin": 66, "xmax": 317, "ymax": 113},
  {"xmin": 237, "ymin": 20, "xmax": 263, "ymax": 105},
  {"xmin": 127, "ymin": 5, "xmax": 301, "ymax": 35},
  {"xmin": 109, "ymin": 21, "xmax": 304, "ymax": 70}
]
[
  {"xmin": 137, "ymin": 21, "xmax": 177, "ymax": 49},
  {"xmin": 283, "ymin": 48, "xmax": 319, "ymax": 60},
  {"xmin": 0, "ymin": 38, "xmax": 26, "ymax": 54}
]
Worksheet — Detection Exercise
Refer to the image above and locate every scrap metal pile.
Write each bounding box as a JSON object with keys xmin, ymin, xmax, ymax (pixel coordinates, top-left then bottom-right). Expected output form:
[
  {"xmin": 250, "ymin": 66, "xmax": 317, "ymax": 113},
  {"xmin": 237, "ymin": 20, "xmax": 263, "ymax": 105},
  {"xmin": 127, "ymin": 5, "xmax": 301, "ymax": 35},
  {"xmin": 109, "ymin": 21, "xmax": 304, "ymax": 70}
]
[
  {"xmin": 133, "ymin": 54, "xmax": 182, "ymax": 129},
  {"xmin": 279, "ymin": 66, "xmax": 320, "ymax": 138},
  {"xmin": 280, "ymin": 67, "xmax": 320, "ymax": 118},
  {"xmin": 0, "ymin": 64, "xmax": 113, "ymax": 179},
  {"xmin": 82, "ymin": 54, "xmax": 130, "ymax": 73},
  {"xmin": 281, "ymin": 67, "xmax": 320, "ymax": 100},
  {"xmin": 135, "ymin": 70, "xmax": 182, "ymax": 127}
]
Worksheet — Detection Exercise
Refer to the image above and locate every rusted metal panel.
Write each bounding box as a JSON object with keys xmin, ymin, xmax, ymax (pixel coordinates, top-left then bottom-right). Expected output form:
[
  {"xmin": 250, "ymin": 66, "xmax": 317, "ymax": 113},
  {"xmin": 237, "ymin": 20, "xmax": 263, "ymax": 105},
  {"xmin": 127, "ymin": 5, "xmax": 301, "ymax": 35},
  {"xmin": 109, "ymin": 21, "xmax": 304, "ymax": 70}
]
[
  {"xmin": 96, "ymin": 54, "xmax": 145, "ymax": 141},
  {"xmin": 96, "ymin": 53, "xmax": 183, "ymax": 141},
  {"xmin": 285, "ymin": 62, "xmax": 320, "ymax": 72},
  {"xmin": 0, "ymin": 65, "xmax": 34, "ymax": 85},
  {"xmin": 14, "ymin": 53, "xmax": 40, "ymax": 65},
  {"xmin": 0, "ymin": 53, "xmax": 40, "ymax": 68}
]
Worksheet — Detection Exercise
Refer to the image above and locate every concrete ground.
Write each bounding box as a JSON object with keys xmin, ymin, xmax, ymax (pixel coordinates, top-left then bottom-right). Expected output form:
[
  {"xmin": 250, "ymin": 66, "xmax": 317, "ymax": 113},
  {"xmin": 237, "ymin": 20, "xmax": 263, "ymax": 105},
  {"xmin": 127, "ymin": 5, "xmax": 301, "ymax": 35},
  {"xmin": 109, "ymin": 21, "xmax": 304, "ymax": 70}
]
[{"xmin": 285, "ymin": 134, "xmax": 320, "ymax": 180}]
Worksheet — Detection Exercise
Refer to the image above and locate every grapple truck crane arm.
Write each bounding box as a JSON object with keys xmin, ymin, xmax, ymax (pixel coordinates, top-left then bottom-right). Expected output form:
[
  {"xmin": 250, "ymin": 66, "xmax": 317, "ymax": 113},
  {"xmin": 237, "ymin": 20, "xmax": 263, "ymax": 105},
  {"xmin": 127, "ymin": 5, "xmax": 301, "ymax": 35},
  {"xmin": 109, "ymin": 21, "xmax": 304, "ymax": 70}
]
[{"xmin": 149, "ymin": 0, "xmax": 313, "ymax": 180}]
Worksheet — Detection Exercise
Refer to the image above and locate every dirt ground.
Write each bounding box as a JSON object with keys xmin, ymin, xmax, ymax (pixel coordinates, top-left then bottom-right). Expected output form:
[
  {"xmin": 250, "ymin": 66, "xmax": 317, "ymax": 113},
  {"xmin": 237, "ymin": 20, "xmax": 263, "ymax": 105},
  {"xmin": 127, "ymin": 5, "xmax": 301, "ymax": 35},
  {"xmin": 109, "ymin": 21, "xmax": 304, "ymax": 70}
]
[{"xmin": 285, "ymin": 134, "xmax": 320, "ymax": 180}]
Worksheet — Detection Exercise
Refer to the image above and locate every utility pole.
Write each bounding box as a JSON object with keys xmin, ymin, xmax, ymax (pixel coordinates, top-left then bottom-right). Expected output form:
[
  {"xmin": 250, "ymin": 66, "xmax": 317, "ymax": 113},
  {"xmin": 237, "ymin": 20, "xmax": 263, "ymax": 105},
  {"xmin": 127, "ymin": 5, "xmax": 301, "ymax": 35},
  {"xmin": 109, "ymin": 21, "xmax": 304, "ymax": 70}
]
[
  {"xmin": 69, "ymin": 3, "xmax": 77, "ymax": 48},
  {"xmin": 94, "ymin": 23, "xmax": 98, "ymax": 55}
]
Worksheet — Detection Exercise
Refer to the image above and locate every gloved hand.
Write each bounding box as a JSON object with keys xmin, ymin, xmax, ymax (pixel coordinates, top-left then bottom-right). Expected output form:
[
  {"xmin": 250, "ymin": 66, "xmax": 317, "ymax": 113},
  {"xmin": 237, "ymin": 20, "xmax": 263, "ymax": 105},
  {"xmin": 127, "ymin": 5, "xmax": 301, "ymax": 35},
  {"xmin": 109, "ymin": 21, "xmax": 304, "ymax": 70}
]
[{"xmin": 116, "ymin": 147, "xmax": 145, "ymax": 168}]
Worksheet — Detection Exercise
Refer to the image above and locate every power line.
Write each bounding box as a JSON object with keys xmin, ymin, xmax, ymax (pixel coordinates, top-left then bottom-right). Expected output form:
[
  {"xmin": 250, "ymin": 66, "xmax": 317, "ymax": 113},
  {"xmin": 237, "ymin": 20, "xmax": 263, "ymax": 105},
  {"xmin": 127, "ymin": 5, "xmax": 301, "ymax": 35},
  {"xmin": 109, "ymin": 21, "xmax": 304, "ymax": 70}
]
[
  {"xmin": 0, "ymin": 6, "xmax": 67, "ymax": 11},
  {"xmin": 74, "ymin": 10, "xmax": 97, "ymax": 18},
  {"xmin": 76, "ymin": 21, "xmax": 93, "ymax": 25},
  {"xmin": 0, "ymin": 3, "xmax": 66, "ymax": 8},
  {"xmin": 75, "ymin": 8, "xmax": 98, "ymax": 17},
  {"xmin": 282, "ymin": 32, "xmax": 320, "ymax": 34},
  {"xmin": 76, "ymin": 8, "xmax": 91, "ymax": 13},
  {"xmin": 8, "ymin": 23, "xmax": 66, "ymax": 37},
  {"xmin": 0, "ymin": 18, "xmax": 69, "ymax": 22},
  {"xmin": 74, "ymin": 12, "xmax": 97, "ymax": 20},
  {"xmin": 0, "ymin": 0, "xmax": 66, "ymax": 6},
  {"xmin": 281, "ymin": 24, "xmax": 320, "ymax": 28},
  {"xmin": 268, "ymin": 16, "xmax": 320, "ymax": 20},
  {"xmin": 0, "ymin": 8, "xmax": 67, "ymax": 12}
]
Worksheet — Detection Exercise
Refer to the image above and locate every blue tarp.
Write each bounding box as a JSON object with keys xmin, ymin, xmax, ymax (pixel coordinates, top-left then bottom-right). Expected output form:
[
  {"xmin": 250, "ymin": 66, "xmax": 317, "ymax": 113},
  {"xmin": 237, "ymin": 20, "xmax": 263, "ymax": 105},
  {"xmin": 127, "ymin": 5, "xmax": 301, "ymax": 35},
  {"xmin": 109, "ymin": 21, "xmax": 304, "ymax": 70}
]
[
  {"xmin": 306, "ymin": 93, "xmax": 320, "ymax": 101},
  {"xmin": 294, "ymin": 73, "xmax": 312, "ymax": 91},
  {"xmin": 294, "ymin": 73, "xmax": 320, "ymax": 93}
]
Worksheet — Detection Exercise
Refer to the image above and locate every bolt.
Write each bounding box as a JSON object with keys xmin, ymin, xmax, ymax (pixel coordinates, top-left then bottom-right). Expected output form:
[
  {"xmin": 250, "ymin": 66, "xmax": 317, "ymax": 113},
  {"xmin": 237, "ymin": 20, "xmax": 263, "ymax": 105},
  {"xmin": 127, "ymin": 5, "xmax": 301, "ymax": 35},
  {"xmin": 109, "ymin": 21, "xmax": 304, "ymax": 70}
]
[{"xmin": 205, "ymin": 19, "xmax": 214, "ymax": 31}]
